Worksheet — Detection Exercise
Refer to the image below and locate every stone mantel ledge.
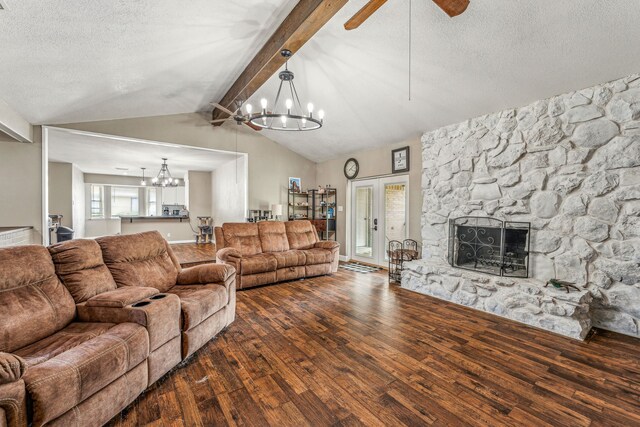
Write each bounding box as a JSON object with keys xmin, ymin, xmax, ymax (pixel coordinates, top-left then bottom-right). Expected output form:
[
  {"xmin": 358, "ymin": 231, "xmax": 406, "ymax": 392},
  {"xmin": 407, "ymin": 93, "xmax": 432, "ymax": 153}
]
[{"xmin": 401, "ymin": 259, "xmax": 593, "ymax": 340}]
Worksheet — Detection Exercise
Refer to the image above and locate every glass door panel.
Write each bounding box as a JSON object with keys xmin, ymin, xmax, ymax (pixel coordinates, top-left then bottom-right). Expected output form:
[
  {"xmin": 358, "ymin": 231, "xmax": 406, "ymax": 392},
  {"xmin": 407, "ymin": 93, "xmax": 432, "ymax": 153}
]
[{"xmin": 354, "ymin": 186, "xmax": 374, "ymax": 258}]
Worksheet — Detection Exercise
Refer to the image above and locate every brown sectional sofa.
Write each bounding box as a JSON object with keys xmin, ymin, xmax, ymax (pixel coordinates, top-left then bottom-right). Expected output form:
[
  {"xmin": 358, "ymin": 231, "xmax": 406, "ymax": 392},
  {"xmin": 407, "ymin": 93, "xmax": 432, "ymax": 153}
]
[
  {"xmin": 0, "ymin": 231, "xmax": 235, "ymax": 427},
  {"xmin": 215, "ymin": 220, "xmax": 339, "ymax": 289}
]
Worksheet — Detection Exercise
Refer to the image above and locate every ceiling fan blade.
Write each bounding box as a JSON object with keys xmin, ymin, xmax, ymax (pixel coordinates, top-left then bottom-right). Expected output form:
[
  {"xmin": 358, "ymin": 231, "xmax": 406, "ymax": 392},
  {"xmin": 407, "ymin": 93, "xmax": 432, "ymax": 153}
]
[
  {"xmin": 344, "ymin": 0, "xmax": 388, "ymax": 31},
  {"xmin": 210, "ymin": 102, "xmax": 237, "ymax": 116},
  {"xmin": 432, "ymin": 0, "xmax": 469, "ymax": 17},
  {"xmin": 244, "ymin": 121, "xmax": 262, "ymax": 132}
]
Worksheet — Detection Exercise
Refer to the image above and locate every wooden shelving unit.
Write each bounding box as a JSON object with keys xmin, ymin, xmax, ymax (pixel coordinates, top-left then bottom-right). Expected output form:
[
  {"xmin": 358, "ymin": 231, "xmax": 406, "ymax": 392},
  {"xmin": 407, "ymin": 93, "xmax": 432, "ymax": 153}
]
[{"xmin": 288, "ymin": 187, "xmax": 337, "ymax": 241}]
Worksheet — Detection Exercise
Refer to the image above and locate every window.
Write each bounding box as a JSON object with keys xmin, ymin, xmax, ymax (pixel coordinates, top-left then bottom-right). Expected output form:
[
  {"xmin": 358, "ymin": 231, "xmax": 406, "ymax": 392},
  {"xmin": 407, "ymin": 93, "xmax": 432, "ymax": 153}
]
[
  {"xmin": 146, "ymin": 187, "xmax": 157, "ymax": 216},
  {"xmin": 111, "ymin": 186, "xmax": 139, "ymax": 217},
  {"xmin": 90, "ymin": 185, "xmax": 104, "ymax": 219}
]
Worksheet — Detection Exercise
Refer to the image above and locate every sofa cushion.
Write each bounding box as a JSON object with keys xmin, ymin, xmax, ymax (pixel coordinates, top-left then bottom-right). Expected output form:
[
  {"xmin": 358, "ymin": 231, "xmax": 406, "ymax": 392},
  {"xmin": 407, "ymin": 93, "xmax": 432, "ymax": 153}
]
[
  {"xmin": 49, "ymin": 239, "xmax": 117, "ymax": 303},
  {"xmin": 97, "ymin": 231, "xmax": 178, "ymax": 292},
  {"xmin": 302, "ymin": 248, "xmax": 334, "ymax": 265},
  {"xmin": 0, "ymin": 246, "xmax": 76, "ymax": 353},
  {"xmin": 272, "ymin": 250, "xmax": 306, "ymax": 268},
  {"xmin": 221, "ymin": 223, "xmax": 262, "ymax": 256},
  {"xmin": 285, "ymin": 220, "xmax": 318, "ymax": 250},
  {"xmin": 22, "ymin": 322, "xmax": 148, "ymax": 426},
  {"xmin": 167, "ymin": 285, "xmax": 228, "ymax": 331},
  {"xmin": 15, "ymin": 322, "xmax": 115, "ymax": 367},
  {"xmin": 240, "ymin": 253, "xmax": 277, "ymax": 275},
  {"xmin": 257, "ymin": 221, "xmax": 289, "ymax": 252}
]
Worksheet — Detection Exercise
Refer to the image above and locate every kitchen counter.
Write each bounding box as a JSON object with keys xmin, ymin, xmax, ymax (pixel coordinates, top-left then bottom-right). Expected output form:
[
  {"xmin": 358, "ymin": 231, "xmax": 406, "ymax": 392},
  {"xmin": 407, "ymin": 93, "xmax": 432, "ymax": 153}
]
[
  {"xmin": 119, "ymin": 216, "xmax": 189, "ymax": 223},
  {"xmin": 0, "ymin": 226, "xmax": 33, "ymax": 235}
]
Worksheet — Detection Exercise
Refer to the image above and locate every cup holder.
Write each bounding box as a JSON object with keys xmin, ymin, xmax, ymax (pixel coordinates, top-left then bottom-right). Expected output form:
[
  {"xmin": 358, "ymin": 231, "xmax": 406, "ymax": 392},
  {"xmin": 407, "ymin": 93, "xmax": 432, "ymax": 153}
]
[
  {"xmin": 132, "ymin": 301, "xmax": 151, "ymax": 308},
  {"xmin": 150, "ymin": 294, "xmax": 167, "ymax": 300}
]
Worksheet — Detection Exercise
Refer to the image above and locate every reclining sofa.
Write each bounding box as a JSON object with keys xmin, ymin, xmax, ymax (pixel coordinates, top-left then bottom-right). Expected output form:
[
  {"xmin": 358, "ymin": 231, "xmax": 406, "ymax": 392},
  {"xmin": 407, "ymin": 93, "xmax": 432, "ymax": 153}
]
[
  {"xmin": 215, "ymin": 220, "xmax": 339, "ymax": 289},
  {"xmin": 0, "ymin": 231, "xmax": 235, "ymax": 427}
]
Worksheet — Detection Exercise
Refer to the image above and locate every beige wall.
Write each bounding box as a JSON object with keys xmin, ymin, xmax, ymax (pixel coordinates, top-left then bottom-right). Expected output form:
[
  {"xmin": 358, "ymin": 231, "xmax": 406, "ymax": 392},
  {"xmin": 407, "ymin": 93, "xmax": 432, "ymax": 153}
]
[
  {"xmin": 211, "ymin": 158, "xmax": 247, "ymax": 225},
  {"xmin": 316, "ymin": 137, "xmax": 422, "ymax": 256},
  {"xmin": 72, "ymin": 164, "xmax": 85, "ymax": 238},
  {"xmin": 187, "ymin": 171, "xmax": 212, "ymax": 220},
  {"xmin": 48, "ymin": 162, "xmax": 74, "ymax": 229},
  {"xmin": 56, "ymin": 113, "xmax": 317, "ymax": 212},
  {"xmin": 0, "ymin": 135, "xmax": 42, "ymax": 243}
]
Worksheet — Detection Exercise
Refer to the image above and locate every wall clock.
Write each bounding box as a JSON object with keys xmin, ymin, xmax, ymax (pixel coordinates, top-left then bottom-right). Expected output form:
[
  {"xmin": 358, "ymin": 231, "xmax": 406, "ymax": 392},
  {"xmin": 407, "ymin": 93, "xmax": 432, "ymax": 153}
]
[
  {"xmin": 392, "ymin": 146, "xmax": 410, "ymax": 173},
  {"xmin": 344, "ymin": 158, "xmax": 359, "ymax": 179}
]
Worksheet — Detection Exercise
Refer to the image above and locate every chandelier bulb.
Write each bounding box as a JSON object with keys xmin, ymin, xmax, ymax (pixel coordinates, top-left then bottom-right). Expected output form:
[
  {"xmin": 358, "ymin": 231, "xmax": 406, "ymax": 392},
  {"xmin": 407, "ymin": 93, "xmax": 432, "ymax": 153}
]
[
  {"xmin": 152, "ymin": 177, "xmax": 158, "ymax": 183},
  {"xmin": 318, "ymin": 110, "xmax": 325, "ymax": 120},
  {"xmin": 280, "ymin": 115, "xmax": 287, "ymax": 128},
  {"xmin": 245, "ymin": 103, "xmax": 252, "ymax": 115},
  {"xmin": 301, "ymin": 117, "xmax": 307, "ymax": 128},
  {"xmin": 260, "ymin": 98, "xmax": 268, "ymax": 109},
  {"xmin": 285, "ymin": 99, "xmax": 293, "ymax": 113},
  {"xmin": 307, "ymin": 103, "xmax": 314, "ymax": 114}
]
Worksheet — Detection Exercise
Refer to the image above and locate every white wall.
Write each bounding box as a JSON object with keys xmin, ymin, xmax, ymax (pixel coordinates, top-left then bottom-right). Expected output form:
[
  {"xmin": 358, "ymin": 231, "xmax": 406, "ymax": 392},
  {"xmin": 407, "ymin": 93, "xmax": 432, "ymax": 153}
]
[
  {"xmin": 72, "ymin": 164, "xmax": 85, "ymax": 238},
  {"xmin": 211, "ymin": 157, "xmax": 247, "ymax": 225},
  {"xmin": 0, "ymin": 99, "xmax": 32, "ymax": 143}
]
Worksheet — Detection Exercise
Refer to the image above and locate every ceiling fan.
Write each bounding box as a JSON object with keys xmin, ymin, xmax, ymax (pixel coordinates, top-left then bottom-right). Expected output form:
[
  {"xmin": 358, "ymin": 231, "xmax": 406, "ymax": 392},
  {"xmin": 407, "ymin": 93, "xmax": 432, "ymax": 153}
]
[
  {"xmin": 210, "ymin": 102, "xmax": 262, "ymax": 131},
  {"xmin": 344, "ymin": 0, "xmax": 469, "ymax": 30}
]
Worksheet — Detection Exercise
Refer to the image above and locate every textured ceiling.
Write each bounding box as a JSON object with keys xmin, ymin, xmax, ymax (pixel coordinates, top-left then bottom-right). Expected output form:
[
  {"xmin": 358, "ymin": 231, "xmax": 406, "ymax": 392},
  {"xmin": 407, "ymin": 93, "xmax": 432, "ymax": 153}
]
[
  {"xmin": 0, "ymin": 0, "xmax": 298, "ymax": 124},
  {"xmin": 250, "ymin": 0, "xmax": 640, "ymax": 161},
  {"xmin": 1, "ymin": 1, "xmax": 640, "ymax": 162},
  {"xmin": 47, "ymin": 128, "xmax": 238, "ymax": 177}
]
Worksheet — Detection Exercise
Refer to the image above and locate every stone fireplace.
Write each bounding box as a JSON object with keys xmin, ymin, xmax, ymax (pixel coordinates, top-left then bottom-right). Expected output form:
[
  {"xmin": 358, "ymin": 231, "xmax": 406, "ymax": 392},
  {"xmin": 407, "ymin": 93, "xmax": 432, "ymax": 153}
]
[{"xmin": 402, "ymin": 72, "xmax": 640, "ymax": 340}]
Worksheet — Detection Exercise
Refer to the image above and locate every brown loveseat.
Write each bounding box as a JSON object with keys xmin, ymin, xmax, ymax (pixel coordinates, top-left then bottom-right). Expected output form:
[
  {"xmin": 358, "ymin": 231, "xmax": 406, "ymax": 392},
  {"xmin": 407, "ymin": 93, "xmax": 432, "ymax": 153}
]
[
  {"xmin": 215, "ymin": 220, "xmax": 339, "ymax": 289},
  {"xmin": 0, "ymin": 231, "xmax": 235, "ymax": 427}
]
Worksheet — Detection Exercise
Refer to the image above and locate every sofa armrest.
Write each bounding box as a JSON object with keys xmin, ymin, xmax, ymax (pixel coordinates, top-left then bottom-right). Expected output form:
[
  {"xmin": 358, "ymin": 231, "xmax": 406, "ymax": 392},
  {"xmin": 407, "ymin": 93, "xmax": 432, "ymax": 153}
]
[
  {"xmin": 216, "ymin": 248, "xmax": 242, "ymax": 275},
  {"xmin": 315, "ymin": 241, "xmax": 340, "ymax": 251},
  {"xmin": 177, "ymin": 263, "xmax": 235, "ymax": 286},
  {"xmin": 315, "ymin": 241, "xmax": 340, "ymax": 273},
  {"xmin": 85, "ymin": 287, "xmax": 159, "ymax": 308},
  {"xmin": 77, "ymin": 293, "xmax": 181, "ymax": 352},
  {"xmin": 0, "ymin": 353, "xmax": 26, "ymax": 385},
  {"xmin": 0, "ymin": 380, "xmax": 27, "ymax": 427}
]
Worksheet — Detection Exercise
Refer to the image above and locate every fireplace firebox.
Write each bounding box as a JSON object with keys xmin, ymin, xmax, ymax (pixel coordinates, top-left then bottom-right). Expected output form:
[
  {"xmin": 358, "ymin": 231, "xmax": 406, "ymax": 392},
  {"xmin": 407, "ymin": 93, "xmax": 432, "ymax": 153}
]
[{"xmin": 448, "ymin": 217, "xmax": 530, "ymax": 277}]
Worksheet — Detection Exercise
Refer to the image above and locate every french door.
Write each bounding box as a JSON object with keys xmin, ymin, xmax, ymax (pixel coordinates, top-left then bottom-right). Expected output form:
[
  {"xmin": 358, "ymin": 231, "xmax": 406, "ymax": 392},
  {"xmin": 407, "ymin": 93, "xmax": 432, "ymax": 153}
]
[{"xmin": 350, "ymin": 175, "xmax": 409, "ymax": 266}]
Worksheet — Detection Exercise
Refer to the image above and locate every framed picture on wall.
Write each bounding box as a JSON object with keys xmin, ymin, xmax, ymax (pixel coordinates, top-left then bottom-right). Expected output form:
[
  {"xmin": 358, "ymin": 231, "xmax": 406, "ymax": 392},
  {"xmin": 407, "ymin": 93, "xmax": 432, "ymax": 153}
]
[
  {"xmin": 289, "ymin": 177, "xmax": 301, "ymax": 193},
  {"xmin": 392, "ymin": 146, "xmax": 410, "ymax": 173}
]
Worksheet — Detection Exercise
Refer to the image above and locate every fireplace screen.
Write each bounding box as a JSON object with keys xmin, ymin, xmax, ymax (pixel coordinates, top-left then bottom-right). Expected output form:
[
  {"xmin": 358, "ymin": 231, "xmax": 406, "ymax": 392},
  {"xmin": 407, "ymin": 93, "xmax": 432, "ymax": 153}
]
[{"xmin": 448, "ymin": 217, "xmax": 530, "ymax": 278}]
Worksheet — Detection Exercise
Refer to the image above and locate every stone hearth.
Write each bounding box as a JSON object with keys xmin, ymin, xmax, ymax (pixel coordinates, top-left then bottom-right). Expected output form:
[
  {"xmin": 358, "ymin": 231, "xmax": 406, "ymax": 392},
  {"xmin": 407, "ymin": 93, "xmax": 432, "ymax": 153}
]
[
  {"xmin": 402, "ymin": 260, "xmax": 592, "ymax": 339},
  {"xmin": 403, "ymin": 72, "xmax": 640, "ymax": 339}
]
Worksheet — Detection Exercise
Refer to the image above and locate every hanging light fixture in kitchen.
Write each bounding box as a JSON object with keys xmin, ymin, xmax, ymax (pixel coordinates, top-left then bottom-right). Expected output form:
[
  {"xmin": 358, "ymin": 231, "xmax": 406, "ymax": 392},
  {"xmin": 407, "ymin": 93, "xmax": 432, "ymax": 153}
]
[{"xmin": 151, "ymin": 158, "xmax": 181, "ymax": 187}]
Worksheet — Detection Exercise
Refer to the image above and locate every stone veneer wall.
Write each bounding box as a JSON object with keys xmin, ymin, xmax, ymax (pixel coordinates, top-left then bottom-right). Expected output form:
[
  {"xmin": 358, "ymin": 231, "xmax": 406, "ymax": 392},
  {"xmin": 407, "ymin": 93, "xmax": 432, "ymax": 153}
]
[{"xmin": 408, "ymin": 73, "xmax": 640, "ymax": 338}]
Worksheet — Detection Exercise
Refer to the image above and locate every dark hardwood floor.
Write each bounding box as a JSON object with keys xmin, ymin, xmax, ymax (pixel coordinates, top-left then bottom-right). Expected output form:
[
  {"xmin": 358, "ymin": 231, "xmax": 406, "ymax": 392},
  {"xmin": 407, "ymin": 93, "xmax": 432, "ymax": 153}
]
[
  {"xmin": 107, "ymin": 268, "xmax": 640, "ymax": 426},
  {"xmin": 170, "ymin": 243, "xmax": 216, "ymax": 268}
]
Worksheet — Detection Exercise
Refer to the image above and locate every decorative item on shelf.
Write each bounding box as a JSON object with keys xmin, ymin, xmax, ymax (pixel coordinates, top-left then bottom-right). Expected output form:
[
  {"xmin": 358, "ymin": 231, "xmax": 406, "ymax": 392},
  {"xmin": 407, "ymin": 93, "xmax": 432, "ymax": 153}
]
[
  {"xmin": 392, "ymin": 146, "xmax": 410, "ymax": 173},
  {"xmin": 271, "ymin": 204, "xmax": 283, "ymax": 221},
  {"xmin": 243, "ymin": 49, "xmax": 324, "ymax": 132},
  {"xmin": 289, "ymin": 177, "xmax": 301, "ymax": 193},
  {"xmin": 152, "ymin": 158, "xmax": 181, "ymax": 187},
  {"xmin": 344, "ymin": 158, "xmax": 359, "ymax": 179},
  {"xmin": 545, "ymin": 279, "xmax": 581, "ymax": 293},
  {"xmin": 318, "ymin": 186, "xmax": 325, "ymax": 194}
]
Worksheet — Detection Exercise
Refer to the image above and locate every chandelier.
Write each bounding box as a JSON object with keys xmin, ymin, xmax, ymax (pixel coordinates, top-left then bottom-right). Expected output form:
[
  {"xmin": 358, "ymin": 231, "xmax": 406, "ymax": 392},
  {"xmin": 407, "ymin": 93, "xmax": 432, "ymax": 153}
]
[
  {"xmin": 244, "ymin": 49, "xmax": 324, "ymax": 131},
  {"xmin": 148, "ymin": 158, "xmax": 181, "ymax": 187}
]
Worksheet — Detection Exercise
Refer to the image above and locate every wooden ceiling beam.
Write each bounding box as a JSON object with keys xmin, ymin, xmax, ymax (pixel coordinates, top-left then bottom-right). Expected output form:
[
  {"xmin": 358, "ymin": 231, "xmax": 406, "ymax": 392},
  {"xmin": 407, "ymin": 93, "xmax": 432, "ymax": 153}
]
[{"xmin": 212, "ymin": 0, "xmax": 348, "ymax": 125}]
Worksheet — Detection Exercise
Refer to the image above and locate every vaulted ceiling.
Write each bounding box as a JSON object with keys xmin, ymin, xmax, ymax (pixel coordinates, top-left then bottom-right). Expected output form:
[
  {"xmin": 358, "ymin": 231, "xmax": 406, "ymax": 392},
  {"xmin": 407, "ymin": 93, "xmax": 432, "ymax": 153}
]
[{"xmin": 1, "ymin": 1, "xmax": 640, "ymax": 162}]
